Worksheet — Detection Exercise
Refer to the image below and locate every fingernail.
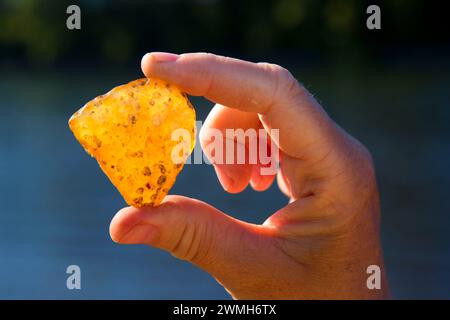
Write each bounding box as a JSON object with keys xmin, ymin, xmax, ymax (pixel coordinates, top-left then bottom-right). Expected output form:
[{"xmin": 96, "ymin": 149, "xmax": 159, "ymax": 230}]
[
  {"xmin": 149, "ymin": 52, "xmax": 180, "ymax": 62},
  {"xmin": 214, "ymin": 167, "xmax": 234, "ymax": 192},
  {"xmin": 250, "ymin": 174, "xmax": 261, "ymax": 189}
]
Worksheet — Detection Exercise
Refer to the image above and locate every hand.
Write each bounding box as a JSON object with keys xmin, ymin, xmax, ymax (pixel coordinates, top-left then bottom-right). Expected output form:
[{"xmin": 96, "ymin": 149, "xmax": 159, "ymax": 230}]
[{"xmin": 110, "ymin": 52, "xmax": 389, "ymax": 299}]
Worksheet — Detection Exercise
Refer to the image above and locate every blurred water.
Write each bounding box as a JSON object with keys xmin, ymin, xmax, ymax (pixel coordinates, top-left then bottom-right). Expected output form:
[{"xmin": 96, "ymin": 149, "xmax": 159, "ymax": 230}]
[{"xmin": 0, "ymin": 63, "xmax": 449, "ymax": 299}]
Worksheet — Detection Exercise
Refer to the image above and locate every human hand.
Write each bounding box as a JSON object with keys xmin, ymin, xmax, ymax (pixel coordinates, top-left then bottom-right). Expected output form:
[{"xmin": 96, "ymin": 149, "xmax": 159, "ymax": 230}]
[{"xmin": 110, "ymin": 52, "xmax": 388, "ymax": 299}]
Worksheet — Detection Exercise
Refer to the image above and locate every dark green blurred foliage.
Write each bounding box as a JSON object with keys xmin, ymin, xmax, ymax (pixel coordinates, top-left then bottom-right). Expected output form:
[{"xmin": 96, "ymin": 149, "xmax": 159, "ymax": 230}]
[{"xmin": 0, "ymin": 0, "xmax": 448, "ymax": 66}]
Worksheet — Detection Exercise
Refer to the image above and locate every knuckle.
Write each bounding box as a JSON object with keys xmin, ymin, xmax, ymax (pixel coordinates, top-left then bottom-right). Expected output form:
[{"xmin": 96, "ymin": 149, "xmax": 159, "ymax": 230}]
[
  {"xmin": 192, "ymin": 52, "xmax": 214, "ymax": 61},
  {"xmin": 258, "ymin": 62, "xmax": 288, "ymax": 78},
  {"xmin": 169, "ymin": 216, "xmax": 212, "ymax": 265},
  {"xmin": 168, "ymin": 215, "xmax": 189, "ymax": 257},
  {"xmin": 349, "ymin": 148, "xmax": 378, "ymax": 195},
  {"xmin": 354, "ymin": 143, "xmax": 376, "ymax": 181},
  {"xmin": 258, "ymin": 62, "xmax": 303, "ymax": 102},
  {"xmin": 361, "ymin": 145, "xmax": 375, "ymax": 168},
  {"xmin": 208, "ymin": 53, "xmax": 233, "ymax": 67},
  {"xmin": 309, "ymin": 141, "xmax": 379, "ymax": 225},
  {"xmin": 152, "ymin": 198, "xmax": 215, "ymax": 266},
  {"xmin": 170, "ymin": 222, "xmax": 206, "ymax": 264},
  {"xmin": 158, "ymin": 198, "xmax": 182, "ymax": 217},
  {"xmin": 186, "ymin": 223, "xmax": 210, "ymax": 264},
  {"xmin": 260, "ymin": 63, "xmax": 297, "ymax": 86}
]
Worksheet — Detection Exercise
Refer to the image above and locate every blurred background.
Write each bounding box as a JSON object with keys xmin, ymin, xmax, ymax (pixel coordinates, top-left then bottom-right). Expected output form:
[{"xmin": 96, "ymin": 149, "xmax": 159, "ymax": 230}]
[{"xmin": 0, "ymin": 0, "xmax": 449, "ymax": 299}]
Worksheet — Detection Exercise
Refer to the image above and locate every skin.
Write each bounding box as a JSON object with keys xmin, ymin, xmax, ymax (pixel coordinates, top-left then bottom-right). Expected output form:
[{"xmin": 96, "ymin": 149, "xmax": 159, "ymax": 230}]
[{"xmin": 109, "ymin": 52, "xmax": 389, "ymax": 299}]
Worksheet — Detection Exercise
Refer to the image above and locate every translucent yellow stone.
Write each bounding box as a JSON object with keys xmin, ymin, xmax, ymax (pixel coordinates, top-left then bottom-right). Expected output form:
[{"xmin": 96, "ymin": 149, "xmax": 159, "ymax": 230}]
[{"xmin": 69, "ymin": 78, "xmax": 196, "ymax": 207}]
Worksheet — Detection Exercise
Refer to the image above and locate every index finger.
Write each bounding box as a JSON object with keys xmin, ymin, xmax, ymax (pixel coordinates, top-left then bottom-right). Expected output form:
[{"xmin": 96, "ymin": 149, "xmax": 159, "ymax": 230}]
[{"xmin": 141, "ymin": 52, "xmax": 338, "ymax": 160}]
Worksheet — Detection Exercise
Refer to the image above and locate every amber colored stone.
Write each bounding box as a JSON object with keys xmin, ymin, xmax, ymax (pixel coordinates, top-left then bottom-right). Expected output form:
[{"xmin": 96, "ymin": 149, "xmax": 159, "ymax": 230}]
[{"xmin": 69, "ymin": 78, "xmax": 196, "ymax": 207}]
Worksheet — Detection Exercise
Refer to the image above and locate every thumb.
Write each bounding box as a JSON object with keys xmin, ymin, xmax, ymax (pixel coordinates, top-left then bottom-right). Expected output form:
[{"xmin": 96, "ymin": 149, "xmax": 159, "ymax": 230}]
[{"xmin": 109, "ymin": 195, "xmax": 268, "ymax": 273}]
